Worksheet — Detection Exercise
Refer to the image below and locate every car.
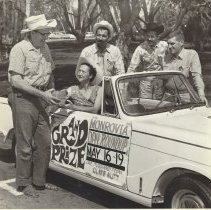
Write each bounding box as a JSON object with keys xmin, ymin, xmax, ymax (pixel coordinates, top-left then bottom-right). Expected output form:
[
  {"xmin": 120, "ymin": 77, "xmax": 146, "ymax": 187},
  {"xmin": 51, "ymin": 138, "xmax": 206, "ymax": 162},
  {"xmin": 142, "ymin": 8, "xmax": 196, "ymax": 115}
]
[
  {"xmin": 0, "ymin": 71, "xmax": 211, "ymax": 208},
  {"xmin": 48, "ymin": 31, "xmax": 76, "ymax": 40},
  {"xmin": 85, "ymin": 32, "xmax": 95, "ymax": 40}
]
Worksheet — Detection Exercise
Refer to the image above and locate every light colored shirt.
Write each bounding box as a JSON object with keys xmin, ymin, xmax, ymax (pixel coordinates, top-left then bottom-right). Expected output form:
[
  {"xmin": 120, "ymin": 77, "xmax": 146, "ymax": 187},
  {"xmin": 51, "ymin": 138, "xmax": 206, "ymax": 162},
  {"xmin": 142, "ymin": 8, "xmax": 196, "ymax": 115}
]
[
  {"xmin": 128, "ymin": 41, "xmax": 168, "ymax": 72},
  {"xmin": 8, "ymin": 39, "xmax": 55, "ymax": 87},
  {"xmin": 163, "ymin": 48, "xmax": 205, "ymax": 96},
  {"xmin": 79, "ymin": 43, "xmax": 125, "ymax": 84},
  {"xmin": 127, "ymin": 41, "xmax": 168, "ymax": 99}
]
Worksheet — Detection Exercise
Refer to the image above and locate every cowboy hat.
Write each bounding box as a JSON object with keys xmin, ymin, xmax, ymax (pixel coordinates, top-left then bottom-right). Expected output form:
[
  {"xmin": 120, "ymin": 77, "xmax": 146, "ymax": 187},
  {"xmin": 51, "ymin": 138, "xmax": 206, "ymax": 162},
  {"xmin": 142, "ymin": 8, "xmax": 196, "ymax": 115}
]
[
  {"xmin": 75, "ymin": 57, "xmax": 103, "ymax": 85},
  {"xmin": 143, "ymin": 22, "xmax": 164, "ymax": 34},
  {"xmin": 93, "ymin": 20, "xmax": 114, "ymax": 41},
  {"xmin": 21, "ymin": 14, "xmax": 57, "ymax": 34}
]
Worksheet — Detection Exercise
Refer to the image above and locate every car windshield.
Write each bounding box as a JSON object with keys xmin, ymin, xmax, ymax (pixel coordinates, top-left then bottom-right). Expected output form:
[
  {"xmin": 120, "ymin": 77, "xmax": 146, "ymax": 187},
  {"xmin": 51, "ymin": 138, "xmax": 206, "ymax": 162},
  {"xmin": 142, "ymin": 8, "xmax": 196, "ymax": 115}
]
[{"xmin": 117, "ymin": 73, "xmax": 204, "ymax": 116}]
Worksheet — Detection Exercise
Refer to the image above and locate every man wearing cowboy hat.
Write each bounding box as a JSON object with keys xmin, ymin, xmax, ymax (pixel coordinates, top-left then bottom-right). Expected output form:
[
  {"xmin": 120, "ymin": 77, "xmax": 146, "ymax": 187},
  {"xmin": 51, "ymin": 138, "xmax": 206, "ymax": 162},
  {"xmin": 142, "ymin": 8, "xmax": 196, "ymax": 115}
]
[
  {"xmin": 128, "ymin": 22, "xmax": 167, "ymax": 73},
  {"xmin": 8, "ymin": 14, "xmax": 60, "ymax": 197},
  {"xmin": 127, "ymin": 22, "xmax": 168, "ymax": 99},
  {"xmin": 78, "ymin": 20, "xmax": 125, "ymax": 85}
]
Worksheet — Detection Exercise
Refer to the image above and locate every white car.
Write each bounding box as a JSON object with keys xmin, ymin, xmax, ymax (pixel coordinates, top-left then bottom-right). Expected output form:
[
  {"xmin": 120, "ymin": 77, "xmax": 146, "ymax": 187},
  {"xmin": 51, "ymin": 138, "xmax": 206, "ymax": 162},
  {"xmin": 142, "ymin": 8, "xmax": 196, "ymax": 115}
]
[
  {"xmin": 1, "ymin": 71, "xmax": 211, "ymax": 208},
  {"xmin": 85, "ymin": 32, "xmax": 95, "ymax": 40},
  {"xmin": 48, "ymin": 31, "xmax": 76, "ymax": 40}
]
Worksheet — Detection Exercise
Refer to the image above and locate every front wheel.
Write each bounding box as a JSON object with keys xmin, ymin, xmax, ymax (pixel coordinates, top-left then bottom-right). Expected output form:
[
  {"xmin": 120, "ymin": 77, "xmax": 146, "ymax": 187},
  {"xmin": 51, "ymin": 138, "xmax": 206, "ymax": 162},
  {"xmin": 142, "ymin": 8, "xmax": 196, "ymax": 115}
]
[{"xmin": 164, "ymin": 176, "xmax": 211, "ymax": 208}]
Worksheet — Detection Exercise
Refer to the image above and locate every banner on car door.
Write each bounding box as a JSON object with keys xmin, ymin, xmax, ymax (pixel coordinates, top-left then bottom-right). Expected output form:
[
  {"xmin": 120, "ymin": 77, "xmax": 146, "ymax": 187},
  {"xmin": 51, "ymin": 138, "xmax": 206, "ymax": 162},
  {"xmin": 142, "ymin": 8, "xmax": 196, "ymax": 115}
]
[
  {"xmin": 51, "ymin": 111, "xmax": 131, "ymax": 187},
  {"xmin": 85, "ymin": 116, "xmax": 131, "ymax": 186}
]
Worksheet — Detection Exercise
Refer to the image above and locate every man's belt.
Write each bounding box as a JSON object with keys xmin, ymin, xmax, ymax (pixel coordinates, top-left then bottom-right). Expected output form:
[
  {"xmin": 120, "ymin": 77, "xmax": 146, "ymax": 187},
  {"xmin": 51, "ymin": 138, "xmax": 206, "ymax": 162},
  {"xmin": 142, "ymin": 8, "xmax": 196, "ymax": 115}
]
[{"xmin": 12, "ymin": 85, "xmax": 47, "ymax": 97}]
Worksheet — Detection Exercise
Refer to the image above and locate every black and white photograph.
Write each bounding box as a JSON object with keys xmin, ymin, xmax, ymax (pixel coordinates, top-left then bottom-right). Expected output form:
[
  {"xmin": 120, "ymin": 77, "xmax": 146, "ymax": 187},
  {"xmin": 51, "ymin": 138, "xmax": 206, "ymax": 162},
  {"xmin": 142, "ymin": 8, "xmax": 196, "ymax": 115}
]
[{"xmin": 0, "ymin": 0, "xmax": 211, "ymax": 208}]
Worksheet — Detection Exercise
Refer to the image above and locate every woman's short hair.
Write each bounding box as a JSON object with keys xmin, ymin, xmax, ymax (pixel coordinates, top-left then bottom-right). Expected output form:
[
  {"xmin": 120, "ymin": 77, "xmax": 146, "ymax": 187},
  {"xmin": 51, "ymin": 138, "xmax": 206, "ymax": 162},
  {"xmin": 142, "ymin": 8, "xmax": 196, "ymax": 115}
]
[{"xmin": 80, "ymin": 62, "xmax": 97, "ymax": 82}]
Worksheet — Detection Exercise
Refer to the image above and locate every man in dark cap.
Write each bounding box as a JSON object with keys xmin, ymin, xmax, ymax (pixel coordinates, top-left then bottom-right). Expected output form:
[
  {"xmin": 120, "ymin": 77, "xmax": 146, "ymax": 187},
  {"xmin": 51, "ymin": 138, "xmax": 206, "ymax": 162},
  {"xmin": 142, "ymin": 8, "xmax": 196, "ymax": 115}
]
[{"xmin": 127, "ymin": 22, "xmax": 167, "ymax": 99}]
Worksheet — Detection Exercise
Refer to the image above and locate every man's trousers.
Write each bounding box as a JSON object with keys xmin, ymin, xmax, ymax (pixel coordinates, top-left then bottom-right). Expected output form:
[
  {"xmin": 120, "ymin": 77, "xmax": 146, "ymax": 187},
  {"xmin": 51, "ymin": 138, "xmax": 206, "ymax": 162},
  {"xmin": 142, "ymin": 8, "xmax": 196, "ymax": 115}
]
[{"xmin": 8, "ymin": 90, "xmax": 51, "ymax": 187}]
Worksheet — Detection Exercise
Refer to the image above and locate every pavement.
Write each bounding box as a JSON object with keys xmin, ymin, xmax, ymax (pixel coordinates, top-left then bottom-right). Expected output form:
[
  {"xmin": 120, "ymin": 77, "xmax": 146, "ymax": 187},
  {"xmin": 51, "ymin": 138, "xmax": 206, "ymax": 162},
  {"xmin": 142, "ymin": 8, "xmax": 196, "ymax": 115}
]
[
  {"xmin": 0, "ymin": 135, "xmax": 104, "ymax": 209},
  {"xmin": 0, "ymin": 134, "xmax": 145, "ymax": 209}
]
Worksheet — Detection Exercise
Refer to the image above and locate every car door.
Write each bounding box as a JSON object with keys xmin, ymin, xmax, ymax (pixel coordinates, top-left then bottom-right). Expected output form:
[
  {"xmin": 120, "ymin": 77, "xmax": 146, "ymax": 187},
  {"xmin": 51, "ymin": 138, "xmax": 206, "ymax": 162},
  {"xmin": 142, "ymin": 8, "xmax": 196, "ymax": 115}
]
[{"xmin": 50, "ymin": 79, "xmax": 132, "ymax": 189}]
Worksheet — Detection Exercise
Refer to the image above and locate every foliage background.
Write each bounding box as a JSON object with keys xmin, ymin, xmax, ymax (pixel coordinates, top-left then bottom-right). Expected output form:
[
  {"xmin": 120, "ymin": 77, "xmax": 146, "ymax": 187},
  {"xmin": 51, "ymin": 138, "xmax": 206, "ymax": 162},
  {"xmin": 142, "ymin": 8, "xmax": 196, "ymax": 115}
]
[{"xmin": 1, "ymin": 0, "xmax": 211, "ymax": 63}]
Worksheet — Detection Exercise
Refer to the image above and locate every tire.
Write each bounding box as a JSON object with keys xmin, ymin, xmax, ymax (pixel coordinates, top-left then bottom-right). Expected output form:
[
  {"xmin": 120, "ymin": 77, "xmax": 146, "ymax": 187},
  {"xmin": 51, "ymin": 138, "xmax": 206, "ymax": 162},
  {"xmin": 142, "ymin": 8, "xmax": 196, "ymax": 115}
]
[{"xmin": 164, "ymin": 176, "xmax": 211, "ymax": 208}]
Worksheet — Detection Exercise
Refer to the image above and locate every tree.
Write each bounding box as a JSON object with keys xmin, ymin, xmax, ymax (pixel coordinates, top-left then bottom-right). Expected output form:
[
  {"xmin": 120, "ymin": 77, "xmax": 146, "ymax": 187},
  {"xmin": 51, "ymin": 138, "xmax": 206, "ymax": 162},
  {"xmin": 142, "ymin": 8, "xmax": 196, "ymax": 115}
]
[
  {"xmin": 155, "ymin": 0, "xmax": 211, "ymax": 43},
  {"xmin": 97, "ymin": 0, "xmax": 143, "ymax": 67},
  {"xmin": 2, "ymin": 0, "xmax": 211, "ymax": 62},
  {"xmin": 0, "ymin": 0, "xmax": 26, "ymax": 61},
  {"xmin": 184, "ymin": 0, "xmax": 211, "ymax": 50},
  {"xmin": 26, "ymin": 0, "xmax": 31, "ymax": 17},
  {"xmin": 43, "ymin": 0, "xmax": 102, "ymax": 43}
]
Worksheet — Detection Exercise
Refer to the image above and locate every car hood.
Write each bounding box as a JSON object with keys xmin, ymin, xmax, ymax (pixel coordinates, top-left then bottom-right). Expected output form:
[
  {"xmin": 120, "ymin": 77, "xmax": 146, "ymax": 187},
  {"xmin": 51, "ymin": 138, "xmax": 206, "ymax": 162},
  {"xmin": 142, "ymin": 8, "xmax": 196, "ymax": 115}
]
[{"xmin": 132, "ymin": 107, "xmax": 211, "ymax": 148}]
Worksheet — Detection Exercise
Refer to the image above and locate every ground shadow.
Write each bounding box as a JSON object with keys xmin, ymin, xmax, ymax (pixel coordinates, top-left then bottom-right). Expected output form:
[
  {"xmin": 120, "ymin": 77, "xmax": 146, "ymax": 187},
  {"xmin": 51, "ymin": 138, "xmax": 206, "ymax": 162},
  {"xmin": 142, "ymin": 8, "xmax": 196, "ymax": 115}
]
[
  {"xmin": 47, "ymin": 170, "xmax": 149, "ymax": 209},
  {"xmin": 0, "ymin": 132, "xmax": 16, "ymax": 163},
  {"xmin": 0, "ymin": 148, "xmax": 15, "ymax": 163}
]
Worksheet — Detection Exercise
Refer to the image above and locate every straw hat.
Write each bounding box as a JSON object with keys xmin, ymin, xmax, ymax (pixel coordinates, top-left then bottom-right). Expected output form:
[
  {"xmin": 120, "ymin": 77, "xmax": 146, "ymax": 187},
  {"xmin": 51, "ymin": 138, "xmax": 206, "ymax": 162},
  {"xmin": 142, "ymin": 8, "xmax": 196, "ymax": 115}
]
[
  {"xmin": 21, "ymin": 14, "xmax": 57, "ymax": 34},
  {"xmin": 75, "ymin": 57, "xmax": 103, "ymax": 85},
  {"xmin": 93, "ymin": 20, "xmax": 114, "ymax": 41}
]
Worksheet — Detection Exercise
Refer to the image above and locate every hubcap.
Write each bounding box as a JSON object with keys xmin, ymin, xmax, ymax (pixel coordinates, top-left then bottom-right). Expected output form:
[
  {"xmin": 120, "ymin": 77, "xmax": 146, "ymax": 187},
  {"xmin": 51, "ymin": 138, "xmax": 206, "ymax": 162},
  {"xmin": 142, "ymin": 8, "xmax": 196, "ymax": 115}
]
[{"xmin": 172, "ymin": 189, "xmax": 205, "ymax": 208}]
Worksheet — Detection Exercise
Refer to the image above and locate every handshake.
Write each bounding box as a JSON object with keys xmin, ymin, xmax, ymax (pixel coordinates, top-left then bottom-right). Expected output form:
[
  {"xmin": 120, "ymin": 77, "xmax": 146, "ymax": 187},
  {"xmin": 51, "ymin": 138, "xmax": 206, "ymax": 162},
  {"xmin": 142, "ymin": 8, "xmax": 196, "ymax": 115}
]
[
  {"xmin": 51, "ymin": 89, "xmax": 69, "ymax": 107},
  {"xmin": 44, "ymin": 89, "xmax": 71, "ymax": 114}
]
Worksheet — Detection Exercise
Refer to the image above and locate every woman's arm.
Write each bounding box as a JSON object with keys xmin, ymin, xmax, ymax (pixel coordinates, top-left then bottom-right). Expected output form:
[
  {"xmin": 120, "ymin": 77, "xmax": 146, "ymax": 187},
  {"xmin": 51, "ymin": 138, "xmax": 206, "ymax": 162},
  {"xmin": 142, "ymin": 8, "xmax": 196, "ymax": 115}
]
[{"xmin": 66, "ymin": 87, "xmax": 102, "ymax": 114}]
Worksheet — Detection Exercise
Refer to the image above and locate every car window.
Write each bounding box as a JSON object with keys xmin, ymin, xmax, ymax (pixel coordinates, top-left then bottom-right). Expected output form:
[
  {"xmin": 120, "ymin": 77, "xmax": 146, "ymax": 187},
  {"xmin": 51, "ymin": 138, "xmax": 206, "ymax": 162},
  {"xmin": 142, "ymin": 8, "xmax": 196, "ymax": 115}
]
[
  {"xmin": 117, "ymin": 73, "xmax": 203, "ymax": 116},
  {"xmin": 103, "ymin": 79, "xmax": 117, "ymax": 116}
]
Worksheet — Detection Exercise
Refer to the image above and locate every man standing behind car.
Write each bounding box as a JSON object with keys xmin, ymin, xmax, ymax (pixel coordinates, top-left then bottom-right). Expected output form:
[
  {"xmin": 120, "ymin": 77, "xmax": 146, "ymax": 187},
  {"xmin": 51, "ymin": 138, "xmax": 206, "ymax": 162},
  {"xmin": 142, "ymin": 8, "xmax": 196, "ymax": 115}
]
[
  {"xmin": 78, "ymin": 20, "xmax": 125, "ymax": 85},
  {"xmin": 164, "ymin": 30, "xmax": 208, "ymax": 105},
  {"xmin": 8, "ymin": 14, "xmax": 60, "ymax": 197},
  {"xmin": 127, "ymin": 22, "xmax": 168, "ymax": 99},
  {"xmin": 128, "ymin": 22, "xmax": 167, "ymax": 73}
]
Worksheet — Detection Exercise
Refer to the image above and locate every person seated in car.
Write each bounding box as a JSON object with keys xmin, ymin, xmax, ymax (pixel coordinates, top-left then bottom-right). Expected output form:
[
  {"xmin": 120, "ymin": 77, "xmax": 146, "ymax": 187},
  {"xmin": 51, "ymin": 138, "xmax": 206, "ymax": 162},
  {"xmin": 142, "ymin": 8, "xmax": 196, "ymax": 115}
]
[{"xmin": 65, "ymin": 57, "xmax": 102, "ymax": 114}]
